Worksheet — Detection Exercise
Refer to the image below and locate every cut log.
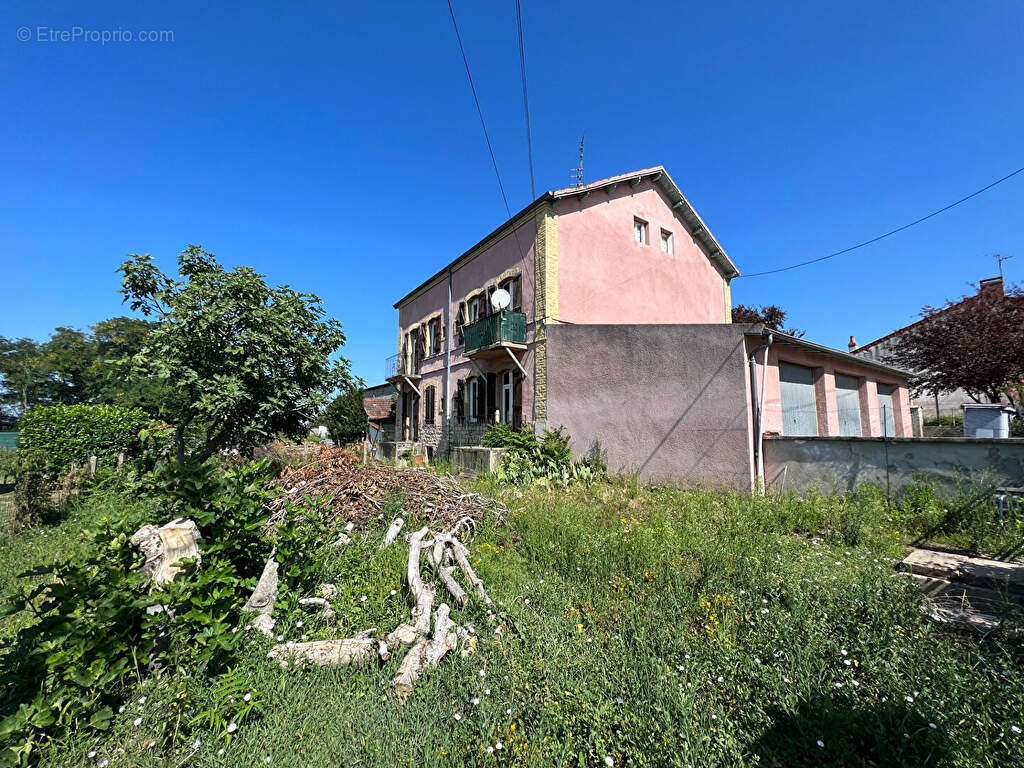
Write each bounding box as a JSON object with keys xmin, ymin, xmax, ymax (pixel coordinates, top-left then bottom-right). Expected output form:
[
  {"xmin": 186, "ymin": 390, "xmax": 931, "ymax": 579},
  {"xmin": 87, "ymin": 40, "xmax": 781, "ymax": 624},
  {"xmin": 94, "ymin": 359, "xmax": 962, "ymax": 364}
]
[
  {"xmin": 269, "ymin": 630, "xmax": 379, "ymax": 668},
  {"xmin": 386, "ymin": 623, "xmax": 420, "ymax": 647},
  {"xmin": 412, "ymin": 583, "xmax": 436, "ymax": 636},
  {"xmin": 437, "ymin": 565, "xmax": 469, "ymax": 608},
  {"xmin": 392, "ymin": 639, "xmax": 427, "ymax": 704},
  {"xmin": 131, "ymin": 518, "xmax": 202, "ymax": 586},
  {"xmin": 393, "ymin": 604, "xmax": 458, "ymax": 704},
  {"xmin": 407, "ymin": 526, "xmax": 431, "ymax": 596},
  {"xmin": 330, "ymin": 532, "xmax": 352, "ymax": 547},
  {"xmin": 440, "ymin": 533, "xmax": 490, "ymax": 604},
  {"xmin": 381, "ymin": 516, "xmax": 405, "ymax": 548},
  {"xmin": 243, "ymin": 555, "xmax": 280, "ymax": 636}
]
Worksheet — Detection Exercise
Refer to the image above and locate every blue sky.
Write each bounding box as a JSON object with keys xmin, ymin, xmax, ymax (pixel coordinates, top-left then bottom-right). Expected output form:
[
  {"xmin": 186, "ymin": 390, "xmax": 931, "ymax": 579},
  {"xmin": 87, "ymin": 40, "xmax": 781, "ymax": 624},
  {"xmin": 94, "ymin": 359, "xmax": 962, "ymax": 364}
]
[{"xmin": 2, "ymin": 0, "xmax": 1022, "ymax": 385}]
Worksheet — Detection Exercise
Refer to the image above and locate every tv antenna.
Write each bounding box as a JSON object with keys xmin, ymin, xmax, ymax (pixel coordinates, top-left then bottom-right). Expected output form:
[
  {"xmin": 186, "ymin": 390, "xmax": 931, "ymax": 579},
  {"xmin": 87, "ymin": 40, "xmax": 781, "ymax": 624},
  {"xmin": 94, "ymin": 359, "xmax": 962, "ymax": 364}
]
[
  {"xmin": 570, "ymin": 133, "xmax": 585, "ymax": 187},
  {"xmin": 995, "ymin": 253, "xmax": 1012, "ymax": 277}
]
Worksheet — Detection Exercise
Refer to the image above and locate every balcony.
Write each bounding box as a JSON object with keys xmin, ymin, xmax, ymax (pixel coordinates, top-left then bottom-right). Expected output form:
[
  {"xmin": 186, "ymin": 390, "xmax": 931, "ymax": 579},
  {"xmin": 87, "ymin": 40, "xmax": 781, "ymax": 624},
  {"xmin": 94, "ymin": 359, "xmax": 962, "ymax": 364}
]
[
  {"xmin": 463, "ymin": 311, "xmax": 527, "ymax": 359},
  {"xmin": 385, "ymin": 353, "xmax": 421, "ymax": 382}
]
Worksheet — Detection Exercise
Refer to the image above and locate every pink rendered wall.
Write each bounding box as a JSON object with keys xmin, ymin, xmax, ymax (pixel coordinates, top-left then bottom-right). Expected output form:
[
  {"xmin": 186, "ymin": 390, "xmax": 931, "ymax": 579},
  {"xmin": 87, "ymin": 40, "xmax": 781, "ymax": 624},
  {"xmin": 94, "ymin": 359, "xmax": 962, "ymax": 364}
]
[
  {"xmin": 747, "ymin": 338, "xmax": 912, "ymax": 438},
  {"xmin": 555, "ymin": 180, "xmax": 729, "ymax": 324},
  {"xmin": 395, "ymin": 217, "xmax": 538, "ymax": 427}
]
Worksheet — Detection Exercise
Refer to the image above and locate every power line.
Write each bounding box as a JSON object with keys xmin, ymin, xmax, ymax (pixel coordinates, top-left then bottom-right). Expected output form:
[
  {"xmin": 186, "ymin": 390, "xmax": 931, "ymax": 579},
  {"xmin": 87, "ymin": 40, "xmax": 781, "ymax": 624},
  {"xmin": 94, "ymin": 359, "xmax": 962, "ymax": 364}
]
[
  {"xmin": 445, "ymin": 0, "xmax": 513, "ymax": 218},
  {"xmin": 739, "ymin": 165, "xmax": 1024, "ymax": 278},
  {"xmin": 444, "ymin": 0, "xmax": 536, "ymax": 300},
  {"xmin": 515, "ymin": 0, "xmax": 536, "ymax": 200}
]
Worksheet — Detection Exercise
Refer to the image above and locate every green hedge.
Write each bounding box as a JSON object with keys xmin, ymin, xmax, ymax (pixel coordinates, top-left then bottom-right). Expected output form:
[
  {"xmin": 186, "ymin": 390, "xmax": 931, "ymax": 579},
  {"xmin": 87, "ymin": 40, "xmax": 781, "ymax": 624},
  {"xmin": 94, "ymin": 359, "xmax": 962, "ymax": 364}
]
[{"xmin": 18, "ymin": 404, "xmax": 149, "ymax": 475}]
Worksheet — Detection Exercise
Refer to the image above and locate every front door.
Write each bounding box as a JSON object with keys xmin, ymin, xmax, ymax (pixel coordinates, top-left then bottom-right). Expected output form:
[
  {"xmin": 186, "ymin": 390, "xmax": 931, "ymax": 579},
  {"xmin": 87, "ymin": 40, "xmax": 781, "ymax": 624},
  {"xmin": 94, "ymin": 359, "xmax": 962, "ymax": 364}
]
[
  {"xmin": 411, "ymin": 393, "xmax": 419, "ymax": 440},
  {"xmin": 501, "ymin": 371, "xmax": 514, "ymax": 425}
]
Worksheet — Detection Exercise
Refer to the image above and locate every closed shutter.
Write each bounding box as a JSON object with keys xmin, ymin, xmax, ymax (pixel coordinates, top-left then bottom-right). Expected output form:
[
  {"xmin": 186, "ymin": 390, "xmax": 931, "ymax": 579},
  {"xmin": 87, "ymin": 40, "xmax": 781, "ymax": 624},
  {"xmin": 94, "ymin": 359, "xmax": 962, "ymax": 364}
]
[
  {"xmin": 486, "ymin": 373, "xmax": 498, "ymax": 423},
  {"xmin": 455, "ymin": 303, "xmax": 466, "ymax": 345},
  {"xmin": 513, "ymin": 372, "xmax": 523, "ymax": 430},
  {"xmin": 512, "ymin": 277, "xmax": 522, "ymax": 312},
  {"xmin": 454, "ymin": 380, "xmax": 464, "ymax": 424},
  {"xmin": 779, "ymin": 362, "xmax": 818, "ymax": 436},
  {"xmin": 877, "ymin": 384, "xmax": 896, "ymax": 437},
  {"xmin": 474, "ymin": 377, "xmax": 486, "ymax": 421},
  {"xmin": 835, "ymin": 374, "xmax": 862, "ymax": 436}
]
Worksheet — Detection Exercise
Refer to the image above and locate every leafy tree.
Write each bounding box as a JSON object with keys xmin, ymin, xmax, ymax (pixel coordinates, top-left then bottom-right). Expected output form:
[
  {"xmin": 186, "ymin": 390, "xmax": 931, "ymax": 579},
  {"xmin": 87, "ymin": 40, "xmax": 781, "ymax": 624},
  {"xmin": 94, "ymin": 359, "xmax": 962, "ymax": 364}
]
[
  {"xmin": 119, "ymin": 245, "xmax": 350, "ymax": 468},
  {"xmin": 888, "ymin": 283, "xmax": 1024, "ymax": 405},
  {"xmin": 321, "ymin": 384, "xmax": 367, "ymax": 445},
  {"xmin": 0, "ymin": 338, "xmax": 48, "ymax": 425},
  {"xmin": 86, "ymin": 317, "xmax": 161, "ymax": 410},
  {"xmin": 39, "ymin": 327, "xmax": 95, "ymax": 404},
  {"xmin": 732, "ymin": 304, "xmax": 805, "ymax": 337}
]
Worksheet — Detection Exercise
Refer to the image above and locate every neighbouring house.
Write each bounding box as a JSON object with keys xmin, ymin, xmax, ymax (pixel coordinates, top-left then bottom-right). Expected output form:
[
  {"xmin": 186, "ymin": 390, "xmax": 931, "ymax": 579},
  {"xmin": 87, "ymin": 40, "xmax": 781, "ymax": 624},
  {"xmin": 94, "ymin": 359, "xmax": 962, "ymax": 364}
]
[
  {"xmin": 850, "ymin": 276, "xmax": 1012, "ymax": 418},
  {"xmin": 385, "ymin": 166, "xmax": 912, "ymax": 488},
  {"xmin": 363, "ymin": 382, "xmax": 396, "ymax": 447}
]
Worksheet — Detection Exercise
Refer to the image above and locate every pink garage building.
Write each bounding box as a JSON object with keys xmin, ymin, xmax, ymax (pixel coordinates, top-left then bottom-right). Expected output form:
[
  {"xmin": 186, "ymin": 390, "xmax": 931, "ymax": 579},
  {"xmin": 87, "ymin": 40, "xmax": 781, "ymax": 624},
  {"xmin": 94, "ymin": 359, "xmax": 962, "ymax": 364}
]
[{"xmin": 386, "ymin": 167, "xmax": 911, "ymax": 490}]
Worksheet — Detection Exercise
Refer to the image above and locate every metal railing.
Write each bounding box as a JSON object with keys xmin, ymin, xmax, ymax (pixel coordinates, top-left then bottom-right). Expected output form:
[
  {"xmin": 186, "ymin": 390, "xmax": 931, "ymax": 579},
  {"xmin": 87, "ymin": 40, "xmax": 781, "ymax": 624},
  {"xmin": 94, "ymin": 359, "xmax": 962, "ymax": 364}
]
[
  {"xmin": 463, "ymin": 311, "xmax": 527, "ymax": 354},
  {"xmin": 385, "ymin": 353, "xmax": 421, "ymax": 379}
]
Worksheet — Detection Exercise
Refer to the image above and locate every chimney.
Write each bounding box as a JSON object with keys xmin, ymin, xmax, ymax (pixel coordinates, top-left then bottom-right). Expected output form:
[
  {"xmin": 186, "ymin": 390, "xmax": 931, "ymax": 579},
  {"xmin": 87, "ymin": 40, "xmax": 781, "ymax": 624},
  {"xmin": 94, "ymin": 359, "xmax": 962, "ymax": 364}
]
[
  {"xmin": 848, "ymin": 335, "xmax": 858, "ymax": 353},
  {"xmin": 979, "ymin": 275, "xmax": 1004, "ymax": 299}
]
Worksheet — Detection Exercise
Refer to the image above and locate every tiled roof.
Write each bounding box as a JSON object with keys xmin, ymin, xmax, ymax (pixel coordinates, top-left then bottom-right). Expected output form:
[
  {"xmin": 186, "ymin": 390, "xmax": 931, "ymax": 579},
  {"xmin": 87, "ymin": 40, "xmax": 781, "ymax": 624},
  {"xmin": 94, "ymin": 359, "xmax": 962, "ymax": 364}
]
[{"xmin": 363, "ymin": 396, "xmax": 394, "ymax": 421}]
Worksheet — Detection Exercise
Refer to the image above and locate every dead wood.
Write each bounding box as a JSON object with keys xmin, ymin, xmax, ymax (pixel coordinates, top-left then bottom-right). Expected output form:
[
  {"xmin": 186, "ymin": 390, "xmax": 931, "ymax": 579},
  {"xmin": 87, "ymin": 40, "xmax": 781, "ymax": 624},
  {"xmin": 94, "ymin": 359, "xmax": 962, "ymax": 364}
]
[
  {"xmin": 381, "ymin": 516, "xmax": 405, "ymax": 548},
  {"xmin": 130, "ymin": 518, "xmax": 201, "ymax": 587},
  {"xmin": 269, "ymin": 631, "xmax": 379, "ymax": 668},
  {"xmin": 243, "ymin": 554, "xmax": 280, "ymax": 636}
]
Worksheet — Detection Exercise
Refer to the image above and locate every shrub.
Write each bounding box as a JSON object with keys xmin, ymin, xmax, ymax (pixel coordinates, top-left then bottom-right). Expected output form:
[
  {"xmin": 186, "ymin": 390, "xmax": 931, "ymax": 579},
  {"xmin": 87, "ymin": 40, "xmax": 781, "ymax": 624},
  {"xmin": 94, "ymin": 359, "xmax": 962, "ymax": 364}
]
[
  {"xmin": 482, "ymin": 424, "xmax": 604, "ymax": 486},
  {"xmin": 17, "ymin": 405, "xmax": 148, "ymax": 477},
  {"xmin": 0, "ymin": 460, "xmax": 283, "ymax": 765}
]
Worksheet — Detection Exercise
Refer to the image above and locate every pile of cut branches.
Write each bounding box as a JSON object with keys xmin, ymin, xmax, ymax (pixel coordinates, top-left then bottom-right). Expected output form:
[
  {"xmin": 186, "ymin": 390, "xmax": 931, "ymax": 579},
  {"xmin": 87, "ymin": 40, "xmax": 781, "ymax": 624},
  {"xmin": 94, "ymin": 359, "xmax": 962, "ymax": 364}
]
[
  {"xmin": 264, "ymin": 446, "xmax": 506, "ymax": 532},
  {"xmin": 265, "ymin": 516, "xmax": 490, "ymax": 703}
]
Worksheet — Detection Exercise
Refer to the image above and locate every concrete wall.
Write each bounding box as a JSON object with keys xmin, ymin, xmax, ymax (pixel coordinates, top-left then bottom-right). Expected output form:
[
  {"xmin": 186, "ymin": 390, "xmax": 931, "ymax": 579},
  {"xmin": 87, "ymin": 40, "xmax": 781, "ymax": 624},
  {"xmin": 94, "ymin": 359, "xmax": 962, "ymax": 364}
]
[
  {"xmin": 545, "ymin": 324, "xmax": 755, "ymax": 490},
  {"xmin": 764, "ymin": 435, "xmax": 1024, "ymax": 495},
  {"xmin": 554, "ymin": 178, "xmax": 730, "ymax": 325},
  {"xmin": 452, "ymin": 446, "xmax": 507, "ymax": 476}
]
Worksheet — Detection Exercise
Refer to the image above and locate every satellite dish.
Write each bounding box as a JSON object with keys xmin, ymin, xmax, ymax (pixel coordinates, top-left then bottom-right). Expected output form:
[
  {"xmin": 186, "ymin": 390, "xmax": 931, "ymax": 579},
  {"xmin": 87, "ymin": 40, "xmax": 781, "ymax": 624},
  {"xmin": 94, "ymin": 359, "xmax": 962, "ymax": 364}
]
[{"xmin": 491, "ymin": 288, "xmax": 511, "ymax": 311}]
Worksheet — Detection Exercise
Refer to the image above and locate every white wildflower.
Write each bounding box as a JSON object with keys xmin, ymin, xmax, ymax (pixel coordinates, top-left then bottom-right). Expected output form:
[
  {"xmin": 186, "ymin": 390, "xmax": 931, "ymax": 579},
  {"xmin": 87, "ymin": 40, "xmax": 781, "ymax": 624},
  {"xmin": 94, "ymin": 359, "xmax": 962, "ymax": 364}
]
[
  {"xmin": 816, "ymin": 740, "xmax": 825, "ymax": 748},
  {"xmin": 244, "ymin": 693, "xmax": 252, "ymax": 702},
  {"xmin": 495, "ymin": 742, "xmax": 503, "ymax": 750},
  {"xmin": 1011, "ymin": 725, "xmax": 1021, "ymax": 735},
  {"xmin": 479, "ymin": 669, "xmax": 486, "ymax": 677},
  {"xmin": 453, "ymin": 713, "xmax": 462, "ymax": 721},
  {"xmin": 227, "ymin": 722, "xmax": 238, "ymax": 733},
  {"xmin": 605, "ymin": 757, "xmax": 614, "ymax": 766},
  {"xmin": 929, "ymin": 722, "xmax": 937, "ymax": 729},
  {"xmin": 133, "ymin": 717, "xmax": 142, "ymax": 726}
]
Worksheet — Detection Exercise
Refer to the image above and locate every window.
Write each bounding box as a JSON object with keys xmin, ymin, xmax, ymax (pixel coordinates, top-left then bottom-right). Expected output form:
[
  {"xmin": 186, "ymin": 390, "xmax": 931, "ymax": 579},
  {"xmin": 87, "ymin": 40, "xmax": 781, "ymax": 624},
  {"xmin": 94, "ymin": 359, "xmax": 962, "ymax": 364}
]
[
  {"xmin": 501, "ymin": 275, "xmax": 522, "ymax": 313},
  {"xmin": 468, "ymin": 295, "xmax": 481, "ymax": 322},
  {"xmin": 428, "ymin": 318, "xmax": 441, "ymax": 356},
  {"xmin": 835, "ymin": 374, "xmax": 862, "ymax": 436},
  {"xmin": 877, "ymin": 384, "xmax": 896, "ymax": 437},
  {"xmin": 454, "ymin": 380, "xmax": 465, "ymax": 424},
  {"xmin": 634, "ymin": 218, "xmax": 649, "ymax": 245},
  {"xmin": 455, "ymin": 302, "xmax": 466, "ymax": 345},
  {"xmin": 501, "ymin": 371, "xmax": 514, "ymax": 425},
  {"xmin": 467, "ymin": 377, "xmax": 480, "ymax": 422},
  {"xmin": 779, "ymin": 362, "xmax": 818, "ymax": 436},
  {"xmin": 424, "ymin": 385, "xmax": 436, "ymax": 424},
  {"xmin": 660, "ymin": 229, "xmax": 674, "ymax": 255}
]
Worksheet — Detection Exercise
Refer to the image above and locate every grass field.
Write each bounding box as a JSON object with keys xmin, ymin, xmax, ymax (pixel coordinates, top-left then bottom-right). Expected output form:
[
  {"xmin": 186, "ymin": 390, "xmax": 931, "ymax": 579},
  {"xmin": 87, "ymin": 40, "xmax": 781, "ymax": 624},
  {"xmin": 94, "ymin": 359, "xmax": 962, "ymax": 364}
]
[{"xmin": 2, "ymin": 476, "xmax": 1022, "ymax": 767}]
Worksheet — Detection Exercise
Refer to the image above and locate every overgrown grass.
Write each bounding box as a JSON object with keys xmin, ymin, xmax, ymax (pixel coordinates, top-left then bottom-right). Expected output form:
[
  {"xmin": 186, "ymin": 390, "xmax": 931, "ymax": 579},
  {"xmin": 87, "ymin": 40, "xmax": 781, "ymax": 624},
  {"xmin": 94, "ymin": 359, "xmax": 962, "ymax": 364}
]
[{"xmin": 2, "ymin": 477, "xmax": 1022, "ymax": 767}]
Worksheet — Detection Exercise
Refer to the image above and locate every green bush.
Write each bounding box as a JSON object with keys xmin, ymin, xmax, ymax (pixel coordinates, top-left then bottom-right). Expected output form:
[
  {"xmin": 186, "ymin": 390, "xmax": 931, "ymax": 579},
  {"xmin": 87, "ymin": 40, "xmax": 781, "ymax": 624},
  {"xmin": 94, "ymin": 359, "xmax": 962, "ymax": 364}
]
[
  {"xmin": 482, "ymin": 424, "xmax": 605, "ymax": 486},
  {"xmin": 17, "ymin": 405, "xmax": 149, "ymax": 477},
  {"xmin": 0, "ymin": 460, "xmax": 286, "ymax": 765}
]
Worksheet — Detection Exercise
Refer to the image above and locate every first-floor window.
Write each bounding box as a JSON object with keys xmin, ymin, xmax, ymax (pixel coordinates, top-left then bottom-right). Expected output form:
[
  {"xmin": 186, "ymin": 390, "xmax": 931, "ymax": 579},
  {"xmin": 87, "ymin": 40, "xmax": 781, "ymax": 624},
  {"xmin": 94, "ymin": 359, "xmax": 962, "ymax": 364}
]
[
  {"xmin": 468, "ymin": 377, "xmax": 480, "ymax": 422},
  {"xmin": 424, "ymin": 386, "xmax": 436, "ymax": 424},
  {"xmin": 501, "ymin": 371, "xmax": 514, "ymax": 425}
]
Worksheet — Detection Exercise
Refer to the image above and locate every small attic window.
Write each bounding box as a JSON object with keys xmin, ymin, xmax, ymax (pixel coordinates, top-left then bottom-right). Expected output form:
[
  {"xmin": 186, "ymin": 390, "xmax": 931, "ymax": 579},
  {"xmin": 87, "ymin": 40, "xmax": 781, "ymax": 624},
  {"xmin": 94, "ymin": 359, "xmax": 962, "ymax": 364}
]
[
  {"xmin": 660, "ymin": 229, "xmax": 674, "ymax": 255},
  {"xmin": 633, "ymin": 218, "xmax": 648, "ymax": 245}
]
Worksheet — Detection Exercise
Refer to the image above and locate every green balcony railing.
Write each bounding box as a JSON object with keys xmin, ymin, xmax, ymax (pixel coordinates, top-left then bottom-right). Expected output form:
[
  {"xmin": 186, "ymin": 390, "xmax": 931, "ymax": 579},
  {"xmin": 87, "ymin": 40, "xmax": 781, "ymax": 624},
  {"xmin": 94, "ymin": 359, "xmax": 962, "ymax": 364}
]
[{"xmin": 463, "ymin": 311, "xmax": 527, "ymax": 354}]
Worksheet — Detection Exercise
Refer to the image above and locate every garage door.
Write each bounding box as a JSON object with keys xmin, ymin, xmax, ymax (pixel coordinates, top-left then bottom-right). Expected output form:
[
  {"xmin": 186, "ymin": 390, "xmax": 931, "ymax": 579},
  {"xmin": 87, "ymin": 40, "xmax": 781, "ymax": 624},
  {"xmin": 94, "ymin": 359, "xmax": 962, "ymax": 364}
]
[
  {"xmin": 835, "ymin": 375, "xmax": 862, "ymax": 436},
  {"xmin": 779, "ymin": 362, "xmax": 818, "ymax": 436},
  {"xmin": 877, "ymin": 384, "xmax": 896, "ymax": 437}
]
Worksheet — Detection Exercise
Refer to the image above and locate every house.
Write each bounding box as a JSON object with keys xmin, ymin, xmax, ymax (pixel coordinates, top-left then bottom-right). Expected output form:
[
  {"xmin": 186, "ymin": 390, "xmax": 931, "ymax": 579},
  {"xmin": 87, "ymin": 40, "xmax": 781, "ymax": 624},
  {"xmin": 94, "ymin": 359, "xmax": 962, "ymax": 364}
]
[
  {"xmin": 362, "ymin": 382, "xmax": 396, "ymax": 447},
  {"xmin": 850, "ymin": 276, "xmax": 1012, "ymax": 418},
  {"xmin": 386, "ymin": 166, "xmax": 912, "ymax": 488}
]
